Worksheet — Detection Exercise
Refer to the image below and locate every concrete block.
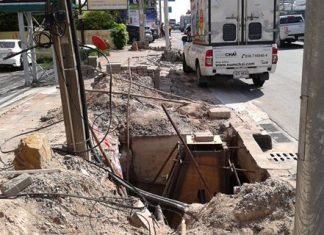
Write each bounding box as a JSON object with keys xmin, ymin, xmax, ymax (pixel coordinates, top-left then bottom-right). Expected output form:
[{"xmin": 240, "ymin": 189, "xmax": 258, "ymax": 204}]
[
  {"xmin": 14, "ymin": 133, "xmax": 52, "ymax": 170},
  {"xmin": 129, "ymin": 200, "xmax": 154, "ymax": 231},
  {"xmin": 208, "ymin": 107, "xmax": 231, "ymax": 119},
  {"xmin": 194, "ymin": 131, "xmax": 214, "ymax": 142},
  {"xmin": 87, "ymin": 56, "xmax": 98, "ymax": 68},
  {"xmin": 1, "ymin": 173, "xmax": 32, "ymax": 196},
  {"xmin": 106, "ymin": 63, "xmax": 121, "ymax": 74}
]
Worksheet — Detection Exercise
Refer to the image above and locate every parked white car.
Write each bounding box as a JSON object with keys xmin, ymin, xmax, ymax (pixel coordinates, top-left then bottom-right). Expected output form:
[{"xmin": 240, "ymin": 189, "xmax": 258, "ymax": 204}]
[
  {"xmin": 279, "ymin": 15, "xmax": 305, "ymax": 46},
  {"xmin": 0, "ymin": 39, "xmax": 31, "ymax": 68}
]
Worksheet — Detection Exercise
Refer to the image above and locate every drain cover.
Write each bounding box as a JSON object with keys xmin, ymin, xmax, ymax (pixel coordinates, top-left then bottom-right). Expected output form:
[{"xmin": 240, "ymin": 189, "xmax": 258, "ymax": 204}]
[
  {"xmin": 269, "ymin": 133, "xmax": 291, "ymax": 143},
  {"xmin": 260, "ymin": 123, "xmax": 280, "ymax": 132},
  {"xmin": 270, "ymin": 152, "xmax": 298, "ymax": 162}
]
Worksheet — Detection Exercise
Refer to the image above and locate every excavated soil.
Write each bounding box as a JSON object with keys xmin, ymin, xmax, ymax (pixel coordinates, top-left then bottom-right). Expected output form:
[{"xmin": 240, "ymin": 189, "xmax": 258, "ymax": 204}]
[
  {"xmin": 185, "ymin": 179, "xmax": 295, "ymax": 235},
  {"xmin": 0, "ymin": 54, "xmax": 297, "ymax": 234}
]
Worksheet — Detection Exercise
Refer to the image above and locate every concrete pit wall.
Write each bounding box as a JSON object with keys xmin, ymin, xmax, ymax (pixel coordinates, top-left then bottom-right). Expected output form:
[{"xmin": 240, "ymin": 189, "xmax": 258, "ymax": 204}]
[{"xmin": 129, "ymin": 129, "xmax": 270, "ymax": 200}]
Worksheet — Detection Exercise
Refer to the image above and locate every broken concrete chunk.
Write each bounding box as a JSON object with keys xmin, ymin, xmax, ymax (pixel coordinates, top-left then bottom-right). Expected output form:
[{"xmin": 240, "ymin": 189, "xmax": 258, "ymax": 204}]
[
  {"xmin": 208, "ymin": 107, "xmax": 231, "ymax": 119},
  {"xmin": 178, "ymin": 103, "xmax": 206, "ymax": 118},
  {"xmin": 129, "ymin": 200, "xmax": 155, "ymax": 231},
  {"xmin": 0, "ymin": 173, "xmax": 32, "ymax": 196},
  {"xmin": 13, "ymin": 133, "xmax": 52, "ymax": 170}
]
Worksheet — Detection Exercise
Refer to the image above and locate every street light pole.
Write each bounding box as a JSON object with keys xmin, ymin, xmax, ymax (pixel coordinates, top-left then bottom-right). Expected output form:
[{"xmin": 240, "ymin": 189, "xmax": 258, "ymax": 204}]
[
  {"xmin": 139, "ymin": 0, "xmax": 145, "ymax": 42},
  {"xmin": 294, "ymin": 0, "xmax": 324, "ymax": 233},
  {"xmin": 163, "ymin": 0, "xmax": 170, "ymax": 49}
]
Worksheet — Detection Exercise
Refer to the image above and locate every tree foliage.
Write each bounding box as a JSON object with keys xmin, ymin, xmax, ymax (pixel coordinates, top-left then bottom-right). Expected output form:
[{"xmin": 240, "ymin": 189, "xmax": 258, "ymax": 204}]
[
  {"xmin": 110, "ymin": 23, "xmax": 128, "ymax": 50},
  {"xmin": 79, "ymin": 11, "xmax": 119, "ymax": 30},
  {"xmin": 0, "ymin": 13, "xmax": 19, "ymax": 31}
]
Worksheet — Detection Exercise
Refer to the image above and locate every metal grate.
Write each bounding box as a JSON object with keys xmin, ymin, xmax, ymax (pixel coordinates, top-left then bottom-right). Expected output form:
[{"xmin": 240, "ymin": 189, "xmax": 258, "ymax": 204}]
[
  {"xmin": 270, "ymin": 152, "xmax": 298, "ymax": 162},
  {"xmin": 269, "ymin": 133, "xmax": 291, "ymax": 143},
  {"xmin": 260, "ymin": 123, "xmax": 280, "ymax": 132}
]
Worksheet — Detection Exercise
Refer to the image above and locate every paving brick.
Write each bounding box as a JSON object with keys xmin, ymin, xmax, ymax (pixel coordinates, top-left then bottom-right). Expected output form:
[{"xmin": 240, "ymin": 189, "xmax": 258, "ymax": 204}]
[
  {"xmin": 208, "ymin": 107, "xmax": 231, "ymax": 119},
  {"xmin": 1, "ymin": 173, "xmax": 32, "ymax": 196}
]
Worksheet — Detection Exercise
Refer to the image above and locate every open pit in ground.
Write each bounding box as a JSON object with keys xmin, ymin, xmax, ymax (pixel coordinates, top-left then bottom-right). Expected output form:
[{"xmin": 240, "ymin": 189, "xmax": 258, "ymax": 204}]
[
  {"xmin": 0, "ymin": 57, "xmax": 296, "ymax": 234},
  {"xmin": 85, "ymin": 67, "xmax": 296, "ymax": 233}
]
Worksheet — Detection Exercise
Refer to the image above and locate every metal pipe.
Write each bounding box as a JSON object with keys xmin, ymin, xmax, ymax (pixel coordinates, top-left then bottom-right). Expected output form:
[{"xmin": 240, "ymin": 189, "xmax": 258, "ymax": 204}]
[
  {"xmin": 161, "ymin": 104, "xmax": 212, "ymax": 198},
  {"xmin": 149, "ymin": 143, "xmax": 178, "ymax": 189}
]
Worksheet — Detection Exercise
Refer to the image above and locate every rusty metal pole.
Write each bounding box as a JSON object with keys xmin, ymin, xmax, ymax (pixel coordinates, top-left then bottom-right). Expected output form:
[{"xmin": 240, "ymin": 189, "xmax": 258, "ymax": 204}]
[
  {"xmin": 294, "ymin": 0, "xmax": 324, "ymax": 233},
  {"xmin": 161, "ymin": 104, "xmax": 212, "ymax": 198},
  {"xmin": 149, "ymin": 143, "xmax": 178, "ymax": 188}
]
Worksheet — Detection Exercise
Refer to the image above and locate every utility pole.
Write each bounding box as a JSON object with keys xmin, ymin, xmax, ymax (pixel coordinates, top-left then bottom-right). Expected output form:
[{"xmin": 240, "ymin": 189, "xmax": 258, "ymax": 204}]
[
  {"xmin": 17, "ymin": 12, "xmax": 31, "ymax": 86},
  {"xmin": 294, "ymin": 0, "xmax": 324, "ymax": 233},
  {"xmin": 52, "ymin": 0, "xmax": 88, "ymax": 159},
  {"xmin": 139, "ymin": 0, "xmax": 145, "ymax": 42},
  {"xmin": 159, "ymin": 0, "xmax": 162, "ymax": 35},
  {"xmin": 78, "ymin": 0, "xmax": 85, "ymax": 44},
  {"xmin": 25, "ymin": 12, "xmax": 38, "ymax": 83},
  {"xmin": 164, "ymin": 0, "xmax": 170, "ymax": 49}
]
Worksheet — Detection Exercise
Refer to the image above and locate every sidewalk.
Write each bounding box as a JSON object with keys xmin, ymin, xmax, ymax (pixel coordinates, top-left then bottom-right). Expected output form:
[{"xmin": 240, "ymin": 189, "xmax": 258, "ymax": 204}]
[{"xmin": 99, "ymin": 36, "xmax": 182, "ymax": 67}]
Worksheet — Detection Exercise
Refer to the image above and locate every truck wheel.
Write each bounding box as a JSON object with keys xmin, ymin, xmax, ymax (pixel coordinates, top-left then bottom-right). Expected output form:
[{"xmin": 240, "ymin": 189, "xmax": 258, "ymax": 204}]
[
  {"xmin": 196, "ymin": 63, "xmax": 207, "ymax": 87},
  {"xmin": 183, "ymin": 55, "xmax": 192, "ymax": 73},
  {"xmin": 277, "ymin": 39, "xmax": 284, "ymax": 48},
  {"xmin": 252, "ymin": 73, "xmax": 268, "ymax": 87}
]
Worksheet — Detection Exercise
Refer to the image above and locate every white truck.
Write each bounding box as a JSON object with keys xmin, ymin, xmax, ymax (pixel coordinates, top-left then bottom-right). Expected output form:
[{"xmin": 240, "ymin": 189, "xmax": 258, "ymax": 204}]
[
  {"xmin": 182, "ymin": 0, "xmax": 279, "ymax": 87},
  {"xmin": 278, "ymin": 14, "xmax": 304, "ymax": 47}
]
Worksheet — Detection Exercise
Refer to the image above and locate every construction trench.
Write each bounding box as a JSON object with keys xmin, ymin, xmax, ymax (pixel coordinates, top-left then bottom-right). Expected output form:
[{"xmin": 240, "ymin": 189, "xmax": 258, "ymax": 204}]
[{"xmin": 0, "ymin": 54, "xmax": 296, "ymax": 234}]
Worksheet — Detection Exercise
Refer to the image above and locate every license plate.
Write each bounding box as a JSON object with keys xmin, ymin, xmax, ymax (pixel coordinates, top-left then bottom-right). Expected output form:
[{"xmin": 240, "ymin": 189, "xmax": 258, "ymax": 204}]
[{"xmin": 233, "ymin": 69, "xmax": 249, "ymax": 79}]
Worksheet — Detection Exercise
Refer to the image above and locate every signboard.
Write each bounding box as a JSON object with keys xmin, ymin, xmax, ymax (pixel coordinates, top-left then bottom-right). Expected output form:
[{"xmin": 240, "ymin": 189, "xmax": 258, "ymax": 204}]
[
  {"xmin": 88, "ymin": 0, "xmax": 128, "ymax": 10},
  {"xmin": 0, "ymin": 0, "xmax": 46, "ymax": 12}
]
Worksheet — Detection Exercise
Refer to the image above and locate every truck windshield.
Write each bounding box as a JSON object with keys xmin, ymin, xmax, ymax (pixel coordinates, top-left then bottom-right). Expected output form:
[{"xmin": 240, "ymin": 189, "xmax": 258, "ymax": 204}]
[{"xmin": 280, "ymin": 16, "xmax": 303, "ymax": 24}]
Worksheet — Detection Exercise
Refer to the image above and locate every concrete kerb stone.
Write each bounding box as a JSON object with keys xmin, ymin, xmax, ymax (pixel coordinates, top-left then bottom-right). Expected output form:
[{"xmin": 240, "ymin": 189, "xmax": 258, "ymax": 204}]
[
  {"xmin": 208, "ymin": 107, "xmax": 231, "ymax": 119},
  {"xmin": 0, "ymin": 173, "xmax": 32, "ymax": 196}
]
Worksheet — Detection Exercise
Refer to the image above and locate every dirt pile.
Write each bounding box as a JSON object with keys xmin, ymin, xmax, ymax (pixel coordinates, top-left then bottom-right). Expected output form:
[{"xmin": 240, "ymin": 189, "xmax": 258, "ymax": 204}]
[
  {"xmin": 0, "ymin": 153, "xmax": 172, "ymax": 234},
  {"xmin": 185, "ymin": 179, "xmax": 295, "ymax": 234},
  {"xmin": 88, "ymin": 72, "xmax": 228, "ymax": 139}
]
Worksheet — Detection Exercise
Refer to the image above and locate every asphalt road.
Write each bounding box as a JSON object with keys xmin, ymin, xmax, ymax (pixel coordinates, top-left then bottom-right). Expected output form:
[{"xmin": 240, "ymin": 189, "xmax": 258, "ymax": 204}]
[{"xmin": 172, "ymin": 31, "xmax": 303, "ymax": 140}]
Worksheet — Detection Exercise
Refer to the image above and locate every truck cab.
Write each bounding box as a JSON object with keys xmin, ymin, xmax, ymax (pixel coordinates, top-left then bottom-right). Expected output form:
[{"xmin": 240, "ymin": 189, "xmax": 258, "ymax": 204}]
[{"xmin": 183, "ymin": 0, "xmax": 279, "ymax": 87}]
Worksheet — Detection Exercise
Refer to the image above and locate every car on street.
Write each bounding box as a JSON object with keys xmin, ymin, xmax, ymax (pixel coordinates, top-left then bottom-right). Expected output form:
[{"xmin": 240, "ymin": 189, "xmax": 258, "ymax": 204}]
[
  {"xmin": 0, "ymin": 39, "xmax": 30, "ymax": 69},
  {"xmin": 278, "ymin": 14, "xmax": 305, "ymax": 47},
  {"xmin": 126, "ymin": 25, "xmax": 154, "ymax": 43},
  {"xmin": 174, "ymin": 23, "xmax": 180, "ymax": 30}
]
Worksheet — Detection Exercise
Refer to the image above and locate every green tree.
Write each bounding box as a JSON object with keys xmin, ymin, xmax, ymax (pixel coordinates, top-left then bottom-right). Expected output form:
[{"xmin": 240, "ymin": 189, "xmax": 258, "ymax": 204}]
[
  {"xmin": 79, "ymin": 11, "xmax": 119, "ymax": 30},
  {"xmin": 0, "ymin": 13, "xmax": 19, "ymax": 31},
  {"xmin": 110, "ymin": 23, "xmax": 129, "ymax": 50}
]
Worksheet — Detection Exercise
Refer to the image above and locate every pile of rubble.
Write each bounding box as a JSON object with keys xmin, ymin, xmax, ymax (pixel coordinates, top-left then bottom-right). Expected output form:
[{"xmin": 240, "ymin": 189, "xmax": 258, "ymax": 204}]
[
  {"xmin": 0, "ymin": 52, "xmax": 297, "ymax": 234},
  {"xmin": 185, "ymin": 179, "xmax": 295, "ymax": 234}
]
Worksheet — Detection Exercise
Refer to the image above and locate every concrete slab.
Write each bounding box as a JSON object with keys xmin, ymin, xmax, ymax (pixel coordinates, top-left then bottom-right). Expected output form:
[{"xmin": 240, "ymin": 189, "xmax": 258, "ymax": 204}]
[{"xmin": 0, "ymin": 173, "xmax": 32, "ymax": 196}]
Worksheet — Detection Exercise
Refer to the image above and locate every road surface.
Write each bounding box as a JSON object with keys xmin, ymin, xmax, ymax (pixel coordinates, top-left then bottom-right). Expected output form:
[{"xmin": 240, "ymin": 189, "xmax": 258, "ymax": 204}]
[{"xmin": 172, "ymin": 31, "xmax": 303, "ymax": 140}]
